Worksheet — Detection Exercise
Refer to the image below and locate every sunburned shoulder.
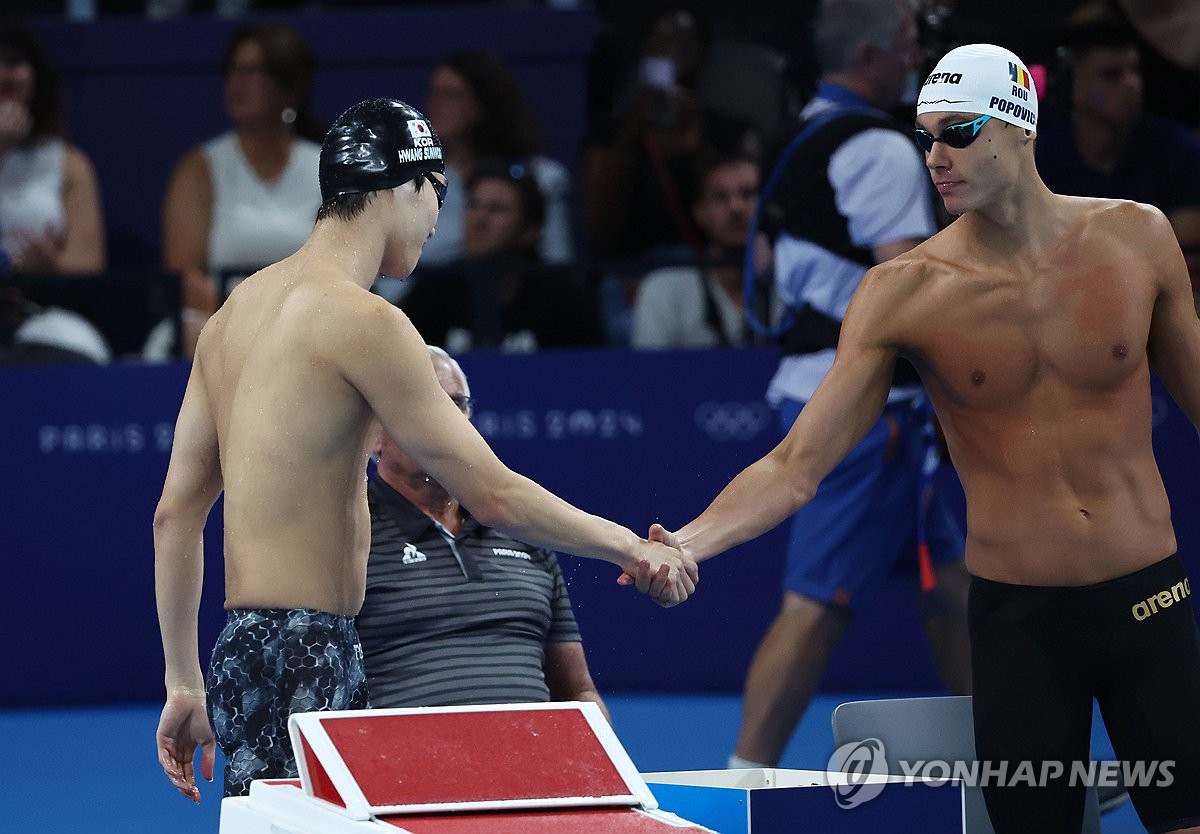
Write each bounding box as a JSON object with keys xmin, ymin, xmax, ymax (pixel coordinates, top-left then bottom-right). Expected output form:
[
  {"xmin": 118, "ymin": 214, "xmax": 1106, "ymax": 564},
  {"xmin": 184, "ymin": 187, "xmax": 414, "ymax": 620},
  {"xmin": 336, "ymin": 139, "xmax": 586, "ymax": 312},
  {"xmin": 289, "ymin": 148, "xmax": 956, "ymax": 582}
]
[
  {"xmin": 1037, "ymin": 192, "xmax": 1157, "ymax": 228},
  {"xmin": 1069, "ymin": 195, "xmax": 1174, "ymax": 253},
  {"xmin": 1080, "ymin": 195, "xmax": 1168, "ymax": 229}
]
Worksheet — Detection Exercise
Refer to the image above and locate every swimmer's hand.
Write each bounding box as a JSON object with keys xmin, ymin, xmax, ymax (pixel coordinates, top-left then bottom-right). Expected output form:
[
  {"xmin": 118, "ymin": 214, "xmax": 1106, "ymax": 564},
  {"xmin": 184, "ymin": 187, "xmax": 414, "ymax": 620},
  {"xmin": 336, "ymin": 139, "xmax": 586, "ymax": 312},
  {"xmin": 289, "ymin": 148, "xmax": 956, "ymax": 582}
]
[
  {"xmin": 617, "ymin": 524, "xmax": 698, "ymax": 607},
  {"xmin": 157, "ymin": 688, "xmax": 215, "ymax": 803},
  {"xmin": 646, "ymin": 522, "xmax": 682, "ymax": 551}
]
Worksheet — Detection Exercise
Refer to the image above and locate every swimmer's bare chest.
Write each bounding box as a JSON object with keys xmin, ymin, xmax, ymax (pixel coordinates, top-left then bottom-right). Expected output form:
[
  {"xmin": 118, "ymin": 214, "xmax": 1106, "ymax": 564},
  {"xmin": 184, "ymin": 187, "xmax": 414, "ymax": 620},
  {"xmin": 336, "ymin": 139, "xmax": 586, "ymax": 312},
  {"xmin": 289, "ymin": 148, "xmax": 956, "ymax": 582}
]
[{"xmin": 901, "ymin": 255, "xmax": 1173, "ymax": 581}]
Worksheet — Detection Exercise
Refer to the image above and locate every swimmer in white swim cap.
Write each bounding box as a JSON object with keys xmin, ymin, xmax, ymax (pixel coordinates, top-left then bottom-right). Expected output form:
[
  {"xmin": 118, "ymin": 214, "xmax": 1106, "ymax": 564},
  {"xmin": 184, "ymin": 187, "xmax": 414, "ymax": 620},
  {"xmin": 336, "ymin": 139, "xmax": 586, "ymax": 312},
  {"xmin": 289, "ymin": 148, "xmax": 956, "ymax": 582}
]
[
  {"xmin": 915, "ymin": 43, "xmax": 1038, "ymax": 156},
  {"xmin": 658, "ymin": 39, "xmax": 1200, "ymax": 834}
]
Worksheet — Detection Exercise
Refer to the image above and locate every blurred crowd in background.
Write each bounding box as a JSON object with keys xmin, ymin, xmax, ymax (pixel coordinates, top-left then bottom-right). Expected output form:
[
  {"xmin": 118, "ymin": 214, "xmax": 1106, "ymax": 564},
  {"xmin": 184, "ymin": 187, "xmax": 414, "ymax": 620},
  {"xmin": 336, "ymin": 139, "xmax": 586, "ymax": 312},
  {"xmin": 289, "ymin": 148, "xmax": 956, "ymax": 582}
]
[{"xmin": 0, "ymin": 0, "xmax": 1197, "ymax": 364}]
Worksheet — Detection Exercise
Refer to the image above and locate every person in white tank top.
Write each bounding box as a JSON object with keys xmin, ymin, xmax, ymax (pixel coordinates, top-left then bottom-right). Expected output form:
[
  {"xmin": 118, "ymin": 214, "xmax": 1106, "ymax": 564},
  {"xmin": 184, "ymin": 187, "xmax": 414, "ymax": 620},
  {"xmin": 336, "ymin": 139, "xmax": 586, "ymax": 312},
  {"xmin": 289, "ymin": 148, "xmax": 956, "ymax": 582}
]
[
  {"xmin": 161, "ymin": 24, "xmax": 323, "ymax": 357},
  {"xmin": 0, "ymin": 20, "xmax": 105, "ymax": 275}
]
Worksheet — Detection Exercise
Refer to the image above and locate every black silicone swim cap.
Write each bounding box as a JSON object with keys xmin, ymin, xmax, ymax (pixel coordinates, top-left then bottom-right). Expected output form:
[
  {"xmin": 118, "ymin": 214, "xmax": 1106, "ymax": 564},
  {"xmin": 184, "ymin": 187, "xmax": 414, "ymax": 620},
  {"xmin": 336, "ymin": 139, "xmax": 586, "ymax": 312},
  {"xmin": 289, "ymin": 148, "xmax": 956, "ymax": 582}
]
[{"xmin": 319, "ymin": 98, "xmax": 445, "ymax": 201}]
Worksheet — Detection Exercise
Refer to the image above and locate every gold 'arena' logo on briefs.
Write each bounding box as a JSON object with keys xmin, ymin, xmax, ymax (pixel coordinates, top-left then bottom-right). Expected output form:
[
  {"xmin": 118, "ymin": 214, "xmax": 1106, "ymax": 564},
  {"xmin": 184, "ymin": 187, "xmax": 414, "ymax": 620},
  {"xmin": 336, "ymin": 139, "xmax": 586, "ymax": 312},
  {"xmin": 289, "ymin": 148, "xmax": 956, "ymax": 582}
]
[{"xmin": 1132, "ymin": 578, "xmax": 1191, "ymax": 621}]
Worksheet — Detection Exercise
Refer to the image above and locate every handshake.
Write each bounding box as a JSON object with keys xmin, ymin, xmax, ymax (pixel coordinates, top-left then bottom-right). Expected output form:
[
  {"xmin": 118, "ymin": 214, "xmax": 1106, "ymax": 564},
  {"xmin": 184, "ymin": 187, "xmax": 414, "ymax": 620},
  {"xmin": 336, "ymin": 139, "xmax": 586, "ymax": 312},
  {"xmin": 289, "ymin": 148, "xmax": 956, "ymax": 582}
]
[{"xmin": 617, "ymin": 523, "xmax": 700, "ymax": 608}]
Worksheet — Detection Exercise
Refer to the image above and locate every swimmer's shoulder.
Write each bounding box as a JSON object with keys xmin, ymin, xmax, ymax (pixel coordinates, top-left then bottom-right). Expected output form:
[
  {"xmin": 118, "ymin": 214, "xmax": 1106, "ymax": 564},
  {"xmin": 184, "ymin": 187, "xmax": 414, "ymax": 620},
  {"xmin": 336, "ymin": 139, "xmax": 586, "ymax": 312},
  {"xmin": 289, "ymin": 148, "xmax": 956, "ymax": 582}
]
[
  {"xmin": 281, "ymin": 269, "xmax": 426, "ymax": 363},
  {"xmin": 1060, "ymin": 195, "xmax": 1177, "ymax": 264},
  {"xmin": 844, "ymin": 249, "xmax": 932, "ymax": 343},
  {"xmin": 311, "ymin": 273, "xmax": 410, "ymax": 331},
  {"xmin": 1050, "ymin": 193, "xmax": 1165, "ymax": 234},
  {"xmin": 861, "ymin": 237, "xmax": 941, "ymax": 296},
  {"xmin": 851, "ymin": 232, "xmax": 974, "ymax": 342},
  {"xmin": 886, "ymin": 219, "xmax": 991, "ymax": 287},
  {"xmin": 1082, "ymin": 195, "xmax": 1171, "ymax": 237}
]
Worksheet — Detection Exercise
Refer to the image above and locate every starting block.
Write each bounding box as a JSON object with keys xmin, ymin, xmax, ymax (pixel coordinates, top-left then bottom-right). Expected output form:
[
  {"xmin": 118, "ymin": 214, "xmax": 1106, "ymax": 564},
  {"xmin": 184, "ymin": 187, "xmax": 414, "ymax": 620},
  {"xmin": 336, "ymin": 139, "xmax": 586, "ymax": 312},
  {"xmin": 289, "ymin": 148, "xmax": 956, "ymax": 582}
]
[{"xmin": 219, "ymin": 702, "xmax": 715, "ymax": 834}]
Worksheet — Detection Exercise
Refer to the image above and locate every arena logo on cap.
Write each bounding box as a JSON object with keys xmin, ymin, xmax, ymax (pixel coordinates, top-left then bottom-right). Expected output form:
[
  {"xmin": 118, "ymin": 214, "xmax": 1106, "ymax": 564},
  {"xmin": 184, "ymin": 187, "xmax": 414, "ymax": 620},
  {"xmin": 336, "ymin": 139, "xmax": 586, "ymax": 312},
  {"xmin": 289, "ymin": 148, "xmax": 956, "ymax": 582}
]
[{"xmin": 924, "ymin": 71, "xmax": 962, "ymax": 85}]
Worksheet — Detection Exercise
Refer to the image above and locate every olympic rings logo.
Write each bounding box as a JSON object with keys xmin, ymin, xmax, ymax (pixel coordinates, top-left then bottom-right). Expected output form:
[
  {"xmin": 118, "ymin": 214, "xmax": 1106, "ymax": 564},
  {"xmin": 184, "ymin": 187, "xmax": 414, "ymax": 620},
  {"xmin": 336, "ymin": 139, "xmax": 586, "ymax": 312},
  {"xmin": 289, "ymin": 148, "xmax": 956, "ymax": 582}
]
[{"xmin": 694, "ymin": 401, "xmax": 772, "ymax": 441}]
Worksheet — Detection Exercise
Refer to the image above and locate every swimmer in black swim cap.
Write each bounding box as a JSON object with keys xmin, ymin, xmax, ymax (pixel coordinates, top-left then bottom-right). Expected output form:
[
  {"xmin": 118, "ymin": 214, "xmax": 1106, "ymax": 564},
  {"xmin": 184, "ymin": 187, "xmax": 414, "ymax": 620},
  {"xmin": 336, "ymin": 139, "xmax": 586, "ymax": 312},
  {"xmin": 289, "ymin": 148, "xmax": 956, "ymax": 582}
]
[
  {"xmin": 318, "ymin": 98, "xmax": 447, "ymax": 218},
  {"xmin": 313, "ymin": 98, "xmax": 449, "ymax": 278}
]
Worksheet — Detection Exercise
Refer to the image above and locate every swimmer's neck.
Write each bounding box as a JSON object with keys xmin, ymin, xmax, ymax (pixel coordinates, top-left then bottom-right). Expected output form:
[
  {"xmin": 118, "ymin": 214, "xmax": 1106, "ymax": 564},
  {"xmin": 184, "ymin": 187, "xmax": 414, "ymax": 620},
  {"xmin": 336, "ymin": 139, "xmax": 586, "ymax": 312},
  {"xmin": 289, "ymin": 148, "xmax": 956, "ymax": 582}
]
[
  {"xmin": 296, "ymin": 221, "xmax": 388, "ymax": 290},
  {"xmin": 964, "ymin": 174, "xmax": 1065, "ymax": 255}
]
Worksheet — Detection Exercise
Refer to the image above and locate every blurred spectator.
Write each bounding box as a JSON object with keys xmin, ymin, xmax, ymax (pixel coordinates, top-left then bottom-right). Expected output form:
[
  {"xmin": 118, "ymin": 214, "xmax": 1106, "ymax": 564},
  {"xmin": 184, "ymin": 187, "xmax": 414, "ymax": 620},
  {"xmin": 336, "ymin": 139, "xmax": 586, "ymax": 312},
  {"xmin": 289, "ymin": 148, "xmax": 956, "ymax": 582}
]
[
  {"xmin": 0, "ymin": 19, "xmax": 109, "ymax": 365},
  {"xmin": 0, "ymin": 18, "xmax": 105, "ymax": 276},
  {"xmin": 1036, "ymin": 19, "xmax": 1200, "ymax": 308},
  {"xmin": 402, "ymin": 160, "xmax": 605, "ymax": 353},
  {"xmin": 580, "ymin": 7, "xmax": 761, "ymax": 260},
  {"xmin": 159, "ymin": 24, "xmax": 322, "ymax": 357},
  {"xmin": 419, "ymin": 50, "xmax": 575, "ymax": 267},
  {"xmin": 357, "ymin": 345, "xmax": 608, "ymax": 718},
  {"xmin": 631, "ymin": 152, "xmax": 777, "ymax": 348},
  {"xmin": 1116, "ymin": 0, "xmax": 1200, "ymax": 71},
  {"xmin": 1107, "ymin": 0, "xmax": 1199, "ymax": 129}
]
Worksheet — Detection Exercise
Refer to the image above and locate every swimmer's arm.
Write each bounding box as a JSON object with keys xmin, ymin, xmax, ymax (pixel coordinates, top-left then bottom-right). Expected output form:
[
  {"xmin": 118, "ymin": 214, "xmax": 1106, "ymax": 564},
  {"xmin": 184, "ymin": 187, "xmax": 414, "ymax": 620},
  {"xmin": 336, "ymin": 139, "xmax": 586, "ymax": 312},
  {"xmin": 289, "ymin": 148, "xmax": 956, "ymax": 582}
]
[
  {"xmin": 672, "ymin": 265, "xmax": 904, "ymax": 562},
  {"xmin": 1146, "ymin": 205, "xmax": 1200, "ymax": 435},
  {"xmin": 154, "ymin": 355, "xmax": 223, "ymax": 693},
  {"xmin": 339, "ymin": 299, "xmax": 667, "ymax": 577}
]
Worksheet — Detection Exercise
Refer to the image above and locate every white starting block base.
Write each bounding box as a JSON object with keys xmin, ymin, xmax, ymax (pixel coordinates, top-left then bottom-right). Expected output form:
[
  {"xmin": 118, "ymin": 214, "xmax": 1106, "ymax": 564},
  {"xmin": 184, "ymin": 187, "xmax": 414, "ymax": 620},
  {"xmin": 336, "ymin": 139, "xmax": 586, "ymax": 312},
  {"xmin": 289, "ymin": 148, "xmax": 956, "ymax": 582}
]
[
  {"xmin": 221, "ymin": 779, "xmax": 712, "ymax": 833},
  {"xmin": 219, "ymin": 703, "xmax": 715, "ymax": 834}
]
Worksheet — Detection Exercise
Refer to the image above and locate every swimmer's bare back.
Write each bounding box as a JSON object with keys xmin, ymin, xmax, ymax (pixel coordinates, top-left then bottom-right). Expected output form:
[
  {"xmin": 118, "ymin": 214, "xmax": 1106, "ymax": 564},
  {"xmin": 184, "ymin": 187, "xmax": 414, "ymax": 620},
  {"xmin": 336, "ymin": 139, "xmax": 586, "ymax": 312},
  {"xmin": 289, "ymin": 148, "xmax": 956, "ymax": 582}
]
[{"xmin": 197, "ymin": 258, "xmax": 378, "ymax": 616}]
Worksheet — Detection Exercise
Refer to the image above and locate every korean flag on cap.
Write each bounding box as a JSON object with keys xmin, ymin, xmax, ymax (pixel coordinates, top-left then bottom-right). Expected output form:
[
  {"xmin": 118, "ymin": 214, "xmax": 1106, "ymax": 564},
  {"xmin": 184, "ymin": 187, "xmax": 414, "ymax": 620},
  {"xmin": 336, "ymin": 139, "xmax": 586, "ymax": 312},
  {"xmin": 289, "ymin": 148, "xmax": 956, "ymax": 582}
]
[{"xmin": 407, "ymin": 119, "xmax": 432, "ymax": 142}]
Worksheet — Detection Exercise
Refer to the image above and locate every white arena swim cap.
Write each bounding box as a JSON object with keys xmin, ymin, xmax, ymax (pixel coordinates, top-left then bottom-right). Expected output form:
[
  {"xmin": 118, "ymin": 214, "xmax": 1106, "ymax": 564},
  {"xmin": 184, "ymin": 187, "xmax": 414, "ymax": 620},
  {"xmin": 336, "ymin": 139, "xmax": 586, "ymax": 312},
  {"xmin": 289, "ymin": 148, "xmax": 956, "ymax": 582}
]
[{"xmin": 917, "ymin": 44, "xmax": 1038, "ymax": 132}]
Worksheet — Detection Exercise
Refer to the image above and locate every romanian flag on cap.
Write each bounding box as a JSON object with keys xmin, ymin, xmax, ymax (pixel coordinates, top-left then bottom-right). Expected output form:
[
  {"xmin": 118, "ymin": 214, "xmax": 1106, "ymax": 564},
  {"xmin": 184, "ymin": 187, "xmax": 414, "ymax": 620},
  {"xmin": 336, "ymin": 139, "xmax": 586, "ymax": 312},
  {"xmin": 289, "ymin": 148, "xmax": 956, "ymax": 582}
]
[{"xmin": 1009, "ymin": 62, "xmax": 1030, "ymax": 90}]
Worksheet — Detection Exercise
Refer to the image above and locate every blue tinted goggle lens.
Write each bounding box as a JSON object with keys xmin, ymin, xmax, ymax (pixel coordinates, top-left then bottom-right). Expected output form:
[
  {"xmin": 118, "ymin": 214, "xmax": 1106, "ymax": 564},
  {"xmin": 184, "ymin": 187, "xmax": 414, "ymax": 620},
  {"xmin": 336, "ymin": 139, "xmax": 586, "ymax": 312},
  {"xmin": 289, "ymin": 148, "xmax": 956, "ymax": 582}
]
[
  {"xmin": 424, "ymin": 172, "xmax": 446, "ymax": 208},
  {"xmin": 914, "ymin": 115, "xmax": 992, "ymax": 152}
]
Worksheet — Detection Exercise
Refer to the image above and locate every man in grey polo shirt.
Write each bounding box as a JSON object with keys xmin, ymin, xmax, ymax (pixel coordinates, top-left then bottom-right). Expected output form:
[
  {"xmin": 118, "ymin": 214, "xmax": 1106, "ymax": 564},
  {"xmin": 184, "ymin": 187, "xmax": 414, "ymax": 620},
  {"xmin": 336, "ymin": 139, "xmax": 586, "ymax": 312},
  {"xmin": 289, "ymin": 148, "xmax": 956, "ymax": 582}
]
[{"xmin": 356, "ymin": 346, "xmax": 608, "ymax": 718}]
